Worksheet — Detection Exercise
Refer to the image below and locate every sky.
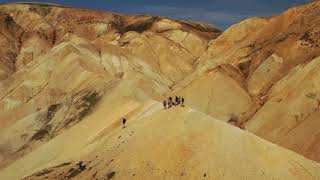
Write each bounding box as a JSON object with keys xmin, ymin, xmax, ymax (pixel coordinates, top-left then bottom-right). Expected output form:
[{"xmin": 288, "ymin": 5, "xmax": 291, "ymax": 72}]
[{"xmin": 0, "ymin": 0, "xmax": 312, "ymax": 29}]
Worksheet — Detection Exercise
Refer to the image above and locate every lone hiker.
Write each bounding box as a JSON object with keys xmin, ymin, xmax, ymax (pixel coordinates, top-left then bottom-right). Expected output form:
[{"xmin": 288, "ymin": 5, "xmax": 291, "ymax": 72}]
[
  {"xmin": 76, "ymin": 161, "xmax": 86, "ymax": 170},
  {"xmin": 163, "ymin": 99, "xmax": 167, "ymax": 109},
  {"xmin": 181, "ymin": 97, "xmax": 185, "ymax": 107},
  {"xmin": 122, "ymin": 118, "xmax": 127, "ymax": 128},
  {"xmin": 175, "ymin": 96, "xmax": 180, "ymax": 105},
  {"xmin": 168, "ymin": 97, "xmax": 173, "ymax": 108}
]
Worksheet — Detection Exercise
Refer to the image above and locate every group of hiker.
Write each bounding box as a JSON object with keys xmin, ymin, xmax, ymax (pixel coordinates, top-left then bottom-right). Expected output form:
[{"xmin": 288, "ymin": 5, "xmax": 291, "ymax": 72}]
[
  {"xmin": 121, "ymin": 96, "xmax": 185, "ymax": 128},
  {"xmin": 163, "ymin": 96, "xmax": 184, "ymax": 109}
]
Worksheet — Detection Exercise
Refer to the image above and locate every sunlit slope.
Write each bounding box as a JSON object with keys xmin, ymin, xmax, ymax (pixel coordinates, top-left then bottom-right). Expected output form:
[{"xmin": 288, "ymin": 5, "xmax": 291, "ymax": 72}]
[
  {"xmin": 1, "ymin": 1, "xmax": 320, "ymax": 180},
  {"xmin": 171, "ymin": 0, "xmax": 320, "ymax": 162},
  {"xmin": 171, "ymin": 65, "xmax": 251, "ymax": 122},
  {"xmin": 1, "ymin": 104, "xmax": 320, "ymax": 180},
  {"xmin": 246, "ymin": 56, "xmax": 320, "ymax": 162},
  {"xmin": 0, "ymin": 35, "xmax": 171, "ymax": 168}
]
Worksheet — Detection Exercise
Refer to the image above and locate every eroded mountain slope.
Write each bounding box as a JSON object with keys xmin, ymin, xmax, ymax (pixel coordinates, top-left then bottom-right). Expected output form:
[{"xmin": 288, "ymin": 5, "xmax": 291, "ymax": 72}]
[
  {"xmin": 245, "ymin": 56, "xmax": 320, "ymax": 162},
  {"xmin": 1, "ymin": 104, "xmax": 320, "ymax": 180},
  {"xmin": 0, "ymin": 2, "xmax": 220, "ymax": 170},
  {"xmin": 1, "ymin": 1, "xmax": 320, "ymax": 180},
  {"xmin": 173, "ymin": 0, "xmax": 320, "ymax": 162}
]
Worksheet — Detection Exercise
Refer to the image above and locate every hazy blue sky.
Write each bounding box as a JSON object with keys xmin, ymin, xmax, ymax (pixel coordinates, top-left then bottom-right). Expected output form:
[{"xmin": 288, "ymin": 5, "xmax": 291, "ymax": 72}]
[{"xmin": 0, "ymin": 0, "xmax": 311, "ymax": 29}]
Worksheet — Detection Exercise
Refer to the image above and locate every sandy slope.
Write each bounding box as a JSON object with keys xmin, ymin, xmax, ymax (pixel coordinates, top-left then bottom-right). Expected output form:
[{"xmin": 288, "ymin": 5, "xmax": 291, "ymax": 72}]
[
  {"xmin": 1, "ymin": 1, "xmax": 320, "ymax": 179},
  {"xmin": 1, "ymin": 102, "xmax": 320, "ymax": 179},
  {"xmin": 177, "ymin": 0, "xmax": 320, "ymax": 162}
]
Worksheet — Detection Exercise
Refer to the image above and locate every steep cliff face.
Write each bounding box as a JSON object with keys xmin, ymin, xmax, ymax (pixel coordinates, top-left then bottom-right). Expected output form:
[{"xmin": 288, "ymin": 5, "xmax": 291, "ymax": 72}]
[{"xmin": 1, "ymin": 2, "xmax": 320, "ymax": 180}]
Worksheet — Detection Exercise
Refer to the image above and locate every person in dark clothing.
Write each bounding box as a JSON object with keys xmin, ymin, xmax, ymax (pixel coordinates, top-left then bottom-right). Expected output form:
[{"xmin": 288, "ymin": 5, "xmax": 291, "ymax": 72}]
[
  {"xmin": 168, "ymin": 97, "xmax": 173, "ymax": 108},
  {"xmin": 76, "ymin": 161, "xmax": 86, "ymax": 170},
  {"xmin": 175, "ymin": 96, "xmax": 180, "ymax": 105},
  {"xmin": 181, "ymin": 97, "xmax": 185, "ymax": 107},
  {"xmin": 122, "ymin": 118, "xmax": 127, "ymax": 128},
  {"xmin": 163, "ymin": 99, "xmax": 167, "ymax": 109}
]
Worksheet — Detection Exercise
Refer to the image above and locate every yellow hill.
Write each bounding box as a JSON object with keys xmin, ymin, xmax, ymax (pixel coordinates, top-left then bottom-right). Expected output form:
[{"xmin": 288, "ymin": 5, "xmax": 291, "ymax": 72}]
[{"xmin": 1, "ymin": 101, "xmax": 320, "ymax": 179}]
